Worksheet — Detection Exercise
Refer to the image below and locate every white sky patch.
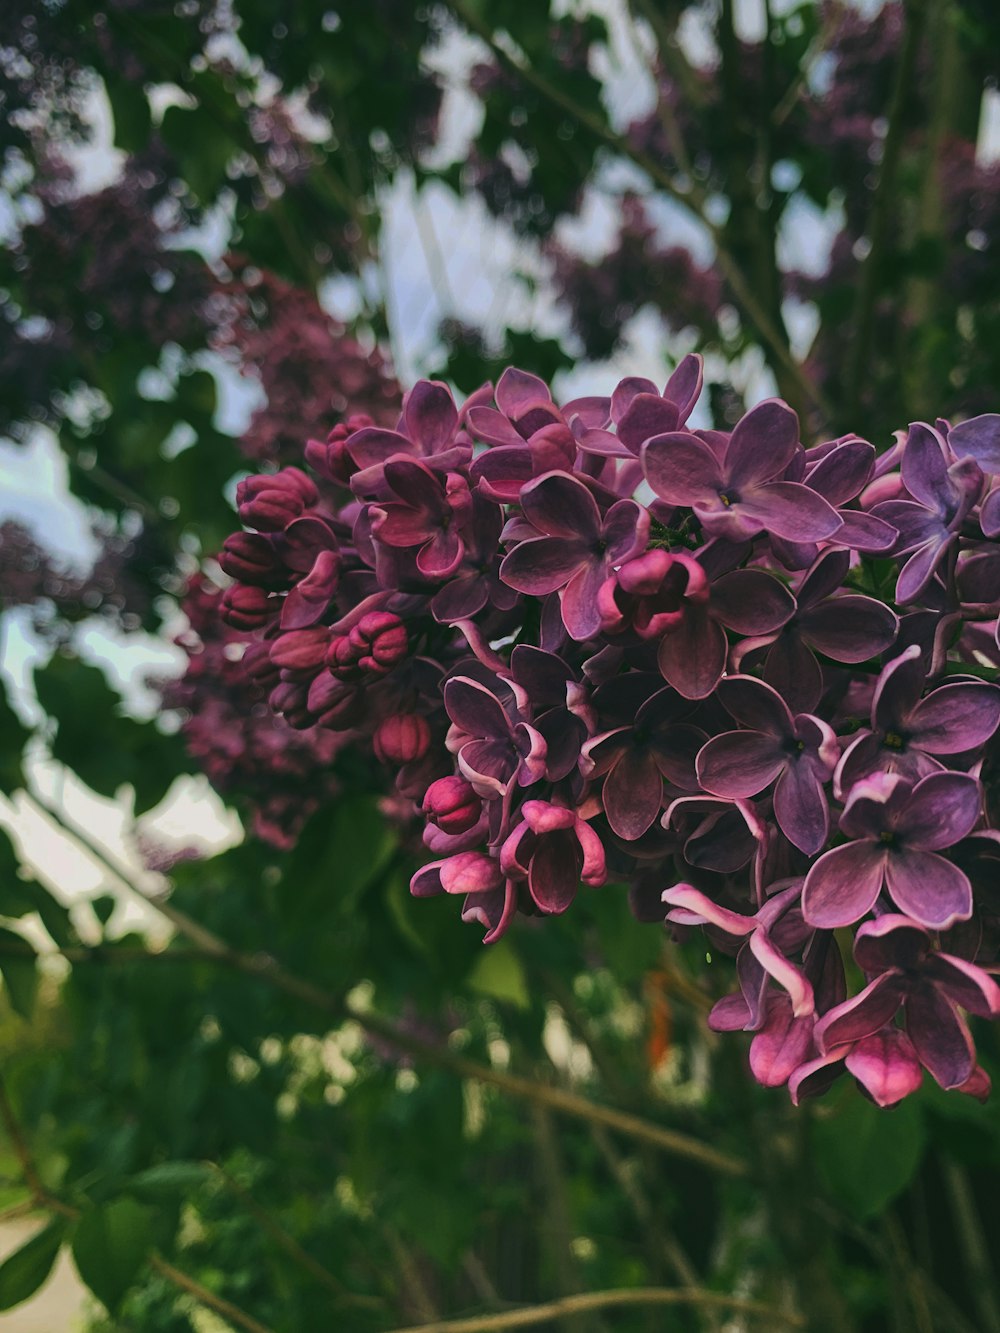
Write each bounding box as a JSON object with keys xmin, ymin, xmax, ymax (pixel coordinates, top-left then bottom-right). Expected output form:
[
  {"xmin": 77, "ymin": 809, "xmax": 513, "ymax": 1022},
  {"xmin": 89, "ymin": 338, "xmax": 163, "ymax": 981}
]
[{"xmin": 0, "ymin": 430, "xmax": 101, "ymax": 568}]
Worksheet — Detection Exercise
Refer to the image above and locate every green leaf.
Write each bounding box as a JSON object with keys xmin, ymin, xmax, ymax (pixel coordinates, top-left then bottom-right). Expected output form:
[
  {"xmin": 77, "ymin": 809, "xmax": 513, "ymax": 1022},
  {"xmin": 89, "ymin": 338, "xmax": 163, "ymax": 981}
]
[
  {"xmin": 0, "ymin": 1220, "xmax": 65, "ymax": 1311},
  {"xmin": 129, "ymin": 1162, "xmax": 210, "ymax": 1197},
  {"xmin": 72, "ymin": 1198, "xmax": 155, "ymax": 1313},
  {"xmin": 812, "ymin": 1089, "xmax": 926, "ymax": 1220},
  {"xmin": 0, "ymin": 680, "xmax": 30, "ymax": 793},
  {"xmin": 467, "ymin": 939, "xmax": 529, "ymax": 1010},
  {"xmin": 0, "ymin": 927, "xmax": 37, "ymax": 1020},
  {"xmin": 105, "ymin": 74, "xmax": 151, "ymax": 154}
]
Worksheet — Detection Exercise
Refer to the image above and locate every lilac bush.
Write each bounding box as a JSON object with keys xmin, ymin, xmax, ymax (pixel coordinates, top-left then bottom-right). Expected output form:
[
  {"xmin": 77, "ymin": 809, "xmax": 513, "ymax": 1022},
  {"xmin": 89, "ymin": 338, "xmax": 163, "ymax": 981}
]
[{"xmin": 210, "ymin": 356, "xmax": 1000, "ymax": 1107}]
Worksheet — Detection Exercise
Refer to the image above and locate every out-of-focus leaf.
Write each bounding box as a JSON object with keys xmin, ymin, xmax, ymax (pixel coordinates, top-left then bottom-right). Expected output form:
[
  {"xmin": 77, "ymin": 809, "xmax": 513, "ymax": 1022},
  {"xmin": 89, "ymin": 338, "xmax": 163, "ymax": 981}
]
[
  {"xmin": 0, "ymin": 1220, "xmax": 65, "ymax": 1311},
  {"xmin": 0, "ymin": 682, "xmax": 30, "ymax": 793},
  {"xmin": 467, "ymin": 938, "xmax": 529, "ymax": 1010},
  {"xmin": 129, "ymin": 1162, "xmax": 211, "ymax": 1197},
  {"xmin": 72, "ymin": 1198, "xmax": 156, "ymax": 1314},
  {"xmin": 0, "ymin": 927, "xmax": 37, "ymax": 1020},
  {"xmin": 812, "ymin": 1089, "xmax": 926, "ymax": 1220}
]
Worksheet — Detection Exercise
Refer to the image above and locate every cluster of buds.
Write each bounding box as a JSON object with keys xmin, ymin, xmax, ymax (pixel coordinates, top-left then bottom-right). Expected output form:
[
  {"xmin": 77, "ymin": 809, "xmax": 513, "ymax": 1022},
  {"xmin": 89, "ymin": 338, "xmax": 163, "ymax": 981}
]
[{"xmin": 207, "ymin": 356, "xmax": 1000, "ymax": 1107}]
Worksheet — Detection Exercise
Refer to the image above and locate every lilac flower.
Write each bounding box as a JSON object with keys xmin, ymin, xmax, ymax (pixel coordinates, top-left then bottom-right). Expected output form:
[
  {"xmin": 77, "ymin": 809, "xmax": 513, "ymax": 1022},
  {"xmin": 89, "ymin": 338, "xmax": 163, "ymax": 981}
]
[
  {"xmin": 500, "ymin": 799, "xmax": 606, "ymax": 914},
  {"xmin": 347, "ymin": 380, "xmax": 471, "ymax": 493},
  {"xmin": 236, "ymin": 467, "xmax": 318, "ymax": 532},
  {"xmin": 506, "ymin": 646, "xmax": 593, "ymax": 783},
  {"xmin": 774, "ymin": 436, "xmax": 897, "ymax": 567},
  {"xmin": 836, "ymin": 644, "xmax": 1000, "ymax": 793},
  {"xmin": 802, "ymin": 770, "xmax": 981, "ymax": 930},
  {"xmin": 443, "ymin": 675, "xmax": 547, "ymax": 799},
  {"xmin": 642, "ymin": 399, "xmax": 842, "ymax": 543},
  {"xmin": 369, "ymin": 459, "xmax": 472, "ymax": 580},
  {"xmin": 815, "ymin": 914, "xmax": 1000, "ymax": 1091},
  {"xmin": 499, "ymin": 471, "xmax": 649, "ymax": 640},
  {"xmin": 733, "ymin": 549, "xmax": 899, "ymax": 713},
  {"xmin": 327, "ymin": 612, "xmax": 408, "ymax": 681},
  {"xmin": 430, "ymin": 495, "xmax": 518, "ymax": 623},
  {"xmin": 410, "ymin": 852, "xmax": 516, "ymax": 944},
  {"xmin": 871, "ymin": 423, "xmax": 983, "ymax": 603},
  {"xmin": 576, "ymin": 354, "xmax": 704, "ymax": 460},
  {"xmin": 583, "ymin": 682, "xmax": 703, "ymax": 840},
  {"xmin": 696, "ymin": 675, "xmax": 839, "ymax": 854}
]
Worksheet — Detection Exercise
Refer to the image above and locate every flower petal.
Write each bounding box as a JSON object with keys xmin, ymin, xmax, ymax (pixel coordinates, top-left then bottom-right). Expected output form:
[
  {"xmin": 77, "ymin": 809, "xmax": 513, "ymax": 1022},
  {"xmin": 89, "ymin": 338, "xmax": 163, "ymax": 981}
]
[
  {"xmin": 815, "ymin": 973, "xmax": 906, "ymax": 1051},
  {"xmin": 725, "ymin": 398, "xmax": 800, "ymax": 487},
  {"xmin": 604, "ymin": 748, "xmax": 664, "ymax": 840},
  {"xmin": 895, "ymin": 771, "xmax": 981, "ymax": 851},
  {"xmin": 642, "ymin": 432, "xmax": 723, "ymax": 506},
  {"xmin": 845, "ymin": 1028, "xmax": 923, "ymax": 1106},
  {"xmin": 906, "ymin": 682, "xmax": 1000, "ymax": 754},
  {"xmin": 884, "ymin": 848, "xmax": 973, "ymax": 930},
  {"xmin": 773, "ymin": 762, "xmax": 830, "ymax": 856},
  {"xmin": 658, "ymin": 607, "xmax": 727, "ymax": 699},
  {"xmin": 696, "ymin": 731, "xmax": 785, "ymax": 797},
  {"xmin": 802, "ymin": 841, "xmax": 887, "ymax": 928},
  {"xmin": 735, "ymin": 481, "xmax": 843, "ymax": 542},
  {"xmin": 906, "ymin": 985, "xmax": 975, "ymax": 1088}
]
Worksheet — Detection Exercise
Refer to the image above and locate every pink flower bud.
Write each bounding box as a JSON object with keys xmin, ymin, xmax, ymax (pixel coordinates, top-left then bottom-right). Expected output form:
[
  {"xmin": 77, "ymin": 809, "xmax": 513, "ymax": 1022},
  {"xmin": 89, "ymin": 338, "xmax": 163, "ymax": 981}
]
[
  {"xmin": 350, "ymin": 612, "xmax": 408, "ymax": 672},
  {"xmin": 269, "ymin": 627, "xmax": 330, "ymax": 672},
  {"xmin": 219, "ymin": 533, "xmax": 285, "ymax": 588},
  {"xmin": 423, "ymin": 776, "xmax": 482, "ymax": 834},
  {"xmin": 373, "ymin": 714, "xmax": 431, "ymax": 764},
  {"xmin": 221, "ymin": 584, "xmax": 275, "ymax": 630},
  {"xmin": 237, "ymin": 468, "xmax": 318, "ymax": 532}
]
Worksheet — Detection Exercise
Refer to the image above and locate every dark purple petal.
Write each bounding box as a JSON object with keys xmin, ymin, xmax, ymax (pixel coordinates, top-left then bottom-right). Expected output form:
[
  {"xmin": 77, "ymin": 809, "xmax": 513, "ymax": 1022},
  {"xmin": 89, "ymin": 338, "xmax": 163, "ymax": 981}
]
[
  {"xmin": 528, "ymin": 831, "xmax": 580, "ymax": 914},
  {"xmin": 642, "ymin": 432, "xmax": 723, "ymax": 506},
  {"xmin": 906, "ymin": 986, "xmax": 975, "ymax": 1088},
  {"xmin": 519, "ymin": 471, "xmax": 600, "ymax": 540},
  {"xmin": 604, "ymin": 748, "xmax": 663, "ymax": 840},
  {"xmin": 846, "ymin": 1029, "xmax": 922, "ymax": 1106},
  {"xmin": 725, "ymin": 398, "xmax": 800, "ymax": 487},
  {"xmin": 773, "ymin": 762, "xmax": 830, "ymax": 856},
  {"xmin": 802, "ymin": 841, "xmax": 887, "ymax": 928},
  {"xmin": 561, "ymin": 560, "xmax": 610, "ymax": 641},
  {"xmin": 416, "ymin": 526, "xmax": 464, "ymax": 579},
  {"xmin": 834, "ymin": 509, "xmax": 898, "ymax": 553},
  {"xmin": 462, "ymin": 881, "xmax": 518, "ymax": 944},
  {"xmin": 815, "ymin": 973, "xmax": 906, "ymax": 1051},
  {"xmin": 896, "ymin": 538, "xmax": 948, "ymax": 604},
  {"xmin": 839, "ymin": 772, "xmax": 910, "ymax": 840},
  {"xmin": 617, "ymin": 394, "xmax": 680, "ymax": 452},
  {"xmin": 895, "ymin": 772, "xmax": 981, "ymax": 851},
  {"xmin": 806, "ymin": 438, "xmax": 875, "ymax": 505},
  {"xmin": 696, "ymin": 731, "xmax": 785, "ymax": 797},
  {"xmin": 500, "ymin": 538, "xmax": 585, "ymax": 595},
  {"xmin": 603, "ymin": 499, "xmax": 649, "ymax": 563},
  {"xmin": 799, "ymin": 596, "xmax": 899, "ymax": 662},
  {"xmin": 764, "ymin": 634, "xmax": 823, "ymax": 715},
  {"xmin": 444, "ymin": 677, "xmax": 511, "ymax": 741},
  {"xmin": 924, "ymin": 954, "xmax": 1000, "ymax": 1019},
  {"xmin": 884, "ymin": 849, "xmax": 973, "ymax": 930},
  {"xmin": 853, "ymin": 914, "xmax": 930, "ymax": 975},
  {"xmin": 712, "ymin": 569, "xmax": 796, "ymax": 634},
  {"xmin": 716, "ymin": 674, "xmax": 793, "ymax": 736},
  {"xmin": 981, "ymin": 486, "xmax": 1000, "ymax": 538},
  {"xmin": 872, "ymin": 645, "xmax": 924, "ymax": 733},
  {"xmin": 658, "ymin": 607, "xmax": 727, "ymax": 699}
]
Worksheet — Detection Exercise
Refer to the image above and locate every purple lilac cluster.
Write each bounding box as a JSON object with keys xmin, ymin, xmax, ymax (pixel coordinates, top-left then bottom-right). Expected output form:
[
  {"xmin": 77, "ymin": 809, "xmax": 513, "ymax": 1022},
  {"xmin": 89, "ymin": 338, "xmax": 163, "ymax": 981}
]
[
  {"xmin": 164, "ymin": 575, "xmax": 349, "ymax": 849},
  {"xmin": 214, "ymin": 356, "xmax": 1000, "ymax": 1106}
]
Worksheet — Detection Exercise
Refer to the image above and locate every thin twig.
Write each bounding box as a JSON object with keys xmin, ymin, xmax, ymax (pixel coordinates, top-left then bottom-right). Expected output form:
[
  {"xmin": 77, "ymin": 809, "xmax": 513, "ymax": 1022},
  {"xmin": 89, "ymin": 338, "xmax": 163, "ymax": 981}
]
[
  {"xmin": 383, "ymin": 1286, "xmax": 806, "ymax": 1332},
  {"xmin": 845, "ymin": 0, "xmax": 928, "ymax": 419},
  {"xmin": 447, "ymin": 0, "xmax": 830, "ymax": 425},
  {"xmin": 27, "ymin": 791, "xmax": 748, "ymax": 1180},
  {"xmin": 150, "ymin": 1255, "xmax": 276, "ymax": 1333}
]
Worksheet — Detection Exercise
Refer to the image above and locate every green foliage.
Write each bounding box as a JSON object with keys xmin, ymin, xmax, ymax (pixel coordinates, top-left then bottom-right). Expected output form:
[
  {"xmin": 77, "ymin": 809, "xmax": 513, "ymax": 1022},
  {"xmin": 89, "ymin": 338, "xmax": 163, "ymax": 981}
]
[
  {"xmin": 0, "ymin": 1220, "xmax": 66, "ymax": 1311},
  {"xmin": 72, "ymin": 1198, "xmax": 157, "ymax": 1313},
  {"xmin": 812, "ymin": 1088, "xmax": 927, "ymax": 1220}
]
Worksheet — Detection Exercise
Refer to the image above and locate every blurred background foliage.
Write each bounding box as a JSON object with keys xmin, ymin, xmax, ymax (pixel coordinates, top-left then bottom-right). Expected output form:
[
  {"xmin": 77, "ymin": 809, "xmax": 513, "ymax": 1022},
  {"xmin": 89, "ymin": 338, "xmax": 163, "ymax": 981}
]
[{"xmin": 3, "ymin": 1, "xmax": 1000, "ymax": 1330}]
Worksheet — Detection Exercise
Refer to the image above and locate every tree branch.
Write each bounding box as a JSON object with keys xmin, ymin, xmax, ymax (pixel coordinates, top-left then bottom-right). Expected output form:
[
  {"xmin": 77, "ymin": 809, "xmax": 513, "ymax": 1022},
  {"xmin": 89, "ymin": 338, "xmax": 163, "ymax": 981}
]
[
  {"xmin": 25, "ymin": 791, "xmax": 748, "ymax": 1180},
  {"xmin": 383, "ymin": 1286, "xmax": 806, "ymax": 1332},
  {"xmin": 448, "ymin": 0, "xmax": 831, "ymax": 427},
  {"xmin": 845, "ymin": 0, "xmax": 928, "ymax": 419}
]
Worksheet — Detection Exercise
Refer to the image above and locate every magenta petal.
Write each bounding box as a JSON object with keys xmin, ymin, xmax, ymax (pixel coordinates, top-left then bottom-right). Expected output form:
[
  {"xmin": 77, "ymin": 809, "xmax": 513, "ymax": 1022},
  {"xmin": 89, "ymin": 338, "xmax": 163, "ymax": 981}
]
[
  {"xmin": 642, "ymin": 432, "xmax": 723, "ymax": 506},
  {"xmin": 708, "ymin": 992, "xmax": 753, "ymax": 1032},
  {"xmin": 949, "ymin": 413, "xmax": 1000, "ymax": 471},
  {"xmin": 520, "ymin": 471, "xmax": 600, "ymax": 540},
  {"xmin": 750, "ymin": 998, "xmax": 816, "ymax": 1088},
  {"xmin": 496, "ymin": 366, "xmax": 552, "ymax": 418},
  {"xmin": 853, "ymin": 914, "xmax": 930, "ymax": 974},
  {"xmin": 280, "ymin": 549, "xmax": 341, "ymax": 629},
  {"xmin": 604, "ymin": 749, "xmax": 663, "ymax": 840},
  {"xmin": 802, "ymin": 841, "xmax": 887, "ymax": 928},
  {"xmin": 895, "ymin": 772, "xmax": 981, "ymax": 851},
  {"xmin": 735, "ymin": 481, "xmax": 843, "ymax": 542},
  {"xmin": 907, "ymin": 683, "xmax": 1000, "ymax": 754},
  {"xmin": 403, "ymin": 380, "xmax": 458, "ymax": 452},
  {"xmin": 749, "ymin": 931, "xmax": 815, "ymax": 1016},
  {"xmin": 663, "ymin": 353, "xmax": 703, "ymax": 420},
  {"xmin": 815, "ymin": 973, "xmax": 906, "ymax": 1051},
  {"xmin": 658, "ymin": 609, "xmax": 727, "ymax": 699},
  {"xmin": 725, "ymin": 398, "xmax": 800, "ymax": 487},
  {"xmin": 906, "ymin": 986, "xmax": 975, "ymax": 1088},
  {"xmin": 884, "ymin": 849, "xmax": 973, "ymax": 930},
  {"xmin": 846, "ymin": 1028, "xmax": 923, "ymax": 1107},
  {"xmin": 437, "ymin": 851, "xmax": 503, "ymax": 895},
  {"xmin": 661, "ymin": 884, "xmax": 756, "ymax": 937},
  {"xmin": 561, "ymin": 560, "xmax": 608, "ymax": 641},
  {"xmin": 417, "ymin": 527, "xmax": 463, "ymax": 579},
  {"xmin": 924, "ymin": 954, "xmax": 1000, "ymax": 1019},
  {"xmin": 696, "ymin": 731, "xmax": 784, "ymax": 797},
  {"xmin": 789, "ymin": 1051, "xmax": 847, "ymax": 1105}
]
